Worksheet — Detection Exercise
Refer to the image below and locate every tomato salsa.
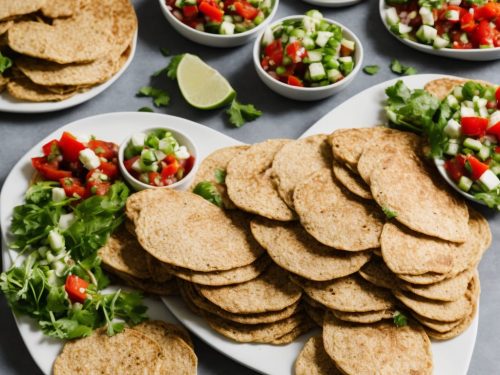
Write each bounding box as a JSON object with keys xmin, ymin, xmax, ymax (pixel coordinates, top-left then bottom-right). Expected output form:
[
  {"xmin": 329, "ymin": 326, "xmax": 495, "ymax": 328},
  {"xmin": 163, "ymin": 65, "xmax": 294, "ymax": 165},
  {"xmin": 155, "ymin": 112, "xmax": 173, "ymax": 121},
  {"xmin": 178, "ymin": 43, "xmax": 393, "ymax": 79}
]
[
  {"xmin": 166, "ymin": 0, "xmax": 274, "ymax": 34},
  {"xmin": 123, "ymin": 129, "xmax": 195, "ymax": 187},
  {"xmin": 259, "ymin": 10, "xmax": 356, "ymax": 88},
  {"xmin": 385, "ymin": 0, "xmax": 500, "ymax": 49},
  {"xmin": 32, "ymin": 132, "xmax": 120, "ymax": 199}
]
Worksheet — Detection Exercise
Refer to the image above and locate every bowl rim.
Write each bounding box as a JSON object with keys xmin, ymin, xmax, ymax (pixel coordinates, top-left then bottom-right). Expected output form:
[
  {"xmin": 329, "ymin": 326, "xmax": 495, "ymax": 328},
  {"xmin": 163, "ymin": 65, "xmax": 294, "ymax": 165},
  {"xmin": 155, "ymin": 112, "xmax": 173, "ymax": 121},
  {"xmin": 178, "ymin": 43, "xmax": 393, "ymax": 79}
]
[
  {"xmin": 252, "ymin": 14, "xmax": 364, "ymax": 92},
  {"xmin": 158, "ymin": 0, "xmax": 280, "ymax": 39},
  {"xmin": 118, "ymin": 126, "xmax": 198, "ymax": 190},
  {"xmin": 379, "ymin": 0, "xmax": 500, "ymax": 55},
  {"xmin": 434, "ymin": 157, "xmax": 486, "ymax": 206}
]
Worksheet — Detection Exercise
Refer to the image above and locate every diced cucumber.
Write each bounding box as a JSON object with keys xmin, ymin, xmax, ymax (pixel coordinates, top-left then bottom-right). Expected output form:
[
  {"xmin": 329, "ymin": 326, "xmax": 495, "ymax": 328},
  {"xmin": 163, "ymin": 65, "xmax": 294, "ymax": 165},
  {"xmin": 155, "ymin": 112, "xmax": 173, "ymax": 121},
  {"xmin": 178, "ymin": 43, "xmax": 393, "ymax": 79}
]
[
  {"xmin": 276, "ymin": 66, "xmax": 286, "ymax": 75},
  {"xmin": 463, "ymin": 137, "xmax": 482, "ymax": 151},
  {"xmin": 478, "ymin": 146, "xmax": 491, "ymax": 161},
  {"xmin": 419, "ymin": 6, "xmax": 434, "ymax": 26},
  {"xmin": 302, "ymin": 36, "xmax": 316, "ymax": 50},
  {"xmin": 235, "ymin": 23, "xmax": 247, "ymax": 33},
  {"xmin": 307, "ymin": 50, "xmax": 323, "ymax": 62},
  {"xmin": 433, "ymin": 36, "xmax": 449, "ymax": 49},
  {"xmin": 491, "ymin": 164, "xmax": 500, "ymax": 175},
  {"xmin": 323, "ymin": 55, "xmax": 339, "ymax": 69},
  {"xmin": 223, "ymin": 15, "xmax": 233, "ymax": 23},
  {"xmin": 482, "ymin": 135, "xmax": 498, "ymax": 146},
  {"xmin": 131, "ymin": 132, "xmax": 146, "ymax": 147},
  {"xmin": 52, "ymin": 187, "xmax": 66, "ymax": 202},
  {"xmin": 303, "ymin": 16, "xmax": 319, "ymax": 34},
  {"xmin": 327, "ymin": 69, "xmax": 343, "ymax": 83},
  {"xmin": 220, "ymin": 21, "xmax": 235, "ymax": 35},
  {"xmin": 446, "ymin": 95, "xmax": 460, "ymax": 110},
  {"xmin": 341, "ymin": 39, "xmax": 355, "ymax": 51},
  {"xmin": 444, "ymin": 119, "xmax": 461, "ymax": 138},
  {"xmin": 445, "ymin": 9, "xmax": 460, "ymax": 22},
  {"xmin": 444, "ymin": 141, "xmax": 460, "ymax": 156},
  {"xmin": 305, "ymin": 9, "xmax": 323, "ymax": 20},
  {"xmin": 175, "ymin": 0, "xmax": 183, "ymax": 7},
  {"xmin": 340, "ymin": 60, "xmax": 354, "ymax": 76},
  {"xmin": 489, "ymin": 111, "xmax": 500, "ymax": 127},
  {"xmin": 316, "ymin": 31, "xmax": 333, "ymax": 47},
  {"xmin": 282, "ymin": 55, "xmax": 292, "ymax": 66},
  {"xmin": 139, "ymin": 159, "xmax": 159, "ymax": 172},
  {"xmin": 416, "ymin": 25, "xmax": 437, "ymax": 43},
  {"xmin": 453, "ymin": 86, "xmax": 463, "ymax": 100},
  {"xmin": 458, "ymin": 176, "xmax": 473, "ymax": 192},
  {"xmin": 394, "ymin": 23, "xmax": 412, "ymax": 35},
  {"xmin": 48, "ymin": 229, "xmax": 65, "ymax": 252},
  {"xmin": 479, "ymin": 169, "xmax": 500, "ymax": 191},
  {"xmin": 290, "ymin": 28, "xmax": 305, "ymax": 38},
  {"xmin": 262, "ymin": 27, "xmax": 274, "ymax": 46},
  {"xmin": 459, "ymin": 32, "xmax": 469, "ymax": 44},
  {"xmin": 309, "ymin": 62, "xmax": 326, "ymax": 81},
  {"xmin": 385, "ymin": 7, "xmax": 399, "ymax": 26},
  {"xmin": 254, "ymin": 15, "xmax": 264, "ymax": 25},
  {"xmin": 280, "ymin": 33, "xmax": 289, "ymax": 43},
  {"xmin": 460, "ymin": 105, "xmax": 476, "ymax": 118},
  {"xmin": 141, "ymin": 149, "xmax": 156, "ymax": 164}
]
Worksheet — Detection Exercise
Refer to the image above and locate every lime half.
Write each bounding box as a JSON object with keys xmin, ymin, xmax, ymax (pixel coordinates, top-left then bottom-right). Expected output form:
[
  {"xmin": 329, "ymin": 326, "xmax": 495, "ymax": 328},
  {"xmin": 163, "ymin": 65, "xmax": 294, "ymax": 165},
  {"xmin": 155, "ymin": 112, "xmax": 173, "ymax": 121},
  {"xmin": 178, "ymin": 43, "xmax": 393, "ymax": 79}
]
[{"xmin": 177, "ymin": 54, "xmax": 236, "ymax": 110}]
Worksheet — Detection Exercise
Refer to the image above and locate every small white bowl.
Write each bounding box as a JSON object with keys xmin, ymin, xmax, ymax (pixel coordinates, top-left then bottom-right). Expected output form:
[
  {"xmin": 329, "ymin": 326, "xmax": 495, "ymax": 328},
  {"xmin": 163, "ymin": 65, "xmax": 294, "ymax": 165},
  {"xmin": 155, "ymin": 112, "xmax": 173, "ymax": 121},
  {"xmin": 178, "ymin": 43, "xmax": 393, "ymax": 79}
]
[
  {"xmin": 253, "ymin": 15, "xmax": 363, "ymax": 101},
  {"xmin": 118, "ymin": 127, "xmax": 198, "ymax": 191},
  {"xmin": 434, "ymin": 158, "xmax": 488, "ymax": 206},
  {"xmin": 302, "ymin": 0, "xmax": 364, "ymax": 7},
  {"xmin": 379, "ymin": 0, "xmax": 500, "ymax": 61},
  {"xmin": 158, "ymin": 0, "xmax": 279, "ymax": 48}
]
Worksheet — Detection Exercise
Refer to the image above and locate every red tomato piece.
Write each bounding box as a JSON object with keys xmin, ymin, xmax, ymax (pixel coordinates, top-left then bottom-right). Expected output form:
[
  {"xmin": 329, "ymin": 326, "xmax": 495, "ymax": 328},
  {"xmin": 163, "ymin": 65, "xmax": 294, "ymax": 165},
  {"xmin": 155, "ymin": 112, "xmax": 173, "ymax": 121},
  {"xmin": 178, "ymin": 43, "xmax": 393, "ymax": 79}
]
[
  {"xmin": 460, "ymin": 12, "xmax": 476, "ymax": 33},
  {"xmin": 60, "ymin": 177, "xmax": 87, "ymax": 199},
  {"xmin": 472, "ymin": 19, "xmax": 493, "ymax": 47},
  {"xmin": 265, "ymin": 40, "xmax": 283, "ymax": 66},
  {"xmin": 286, "ymin": 41, "xmax": 307, "ymax": 63},
  {"xmin": 287, "ymin": 75, "xmax": 304, "ymax": 87},
  {"xmin": 58, "ymin": 132, "xmax": 86, "ymax": 163},
  {"xmin": 183, "ymin": 155, "xmax": 195, "ymax": 175},
  {"xmin": 65, "ymin": 275, "xmax": 89, "ymax": 304},
  {"xmin": 148, "ymin": 172, "xmax": 162, "ymax": 186},
  {"xmin": 96, "ymin": 162, "xmax": 119, "ymax": 181},
  {"xmin": 124, "ymin": 156, "xmax": 140, "ymax": 173},
  {"xmin": 474, "ymin": 3, "xmax": 500, "ymax": 21},
  {"xmin": 486, "ymin": 123, "xmax": 500, "ymax": 141},
  {"xmin": 234, "ymin": 1, "xmax": 259, "ymax": 20},
  {"xmin": 466, "ymin": 155, "xmax": 489, "ymax": 180},
  {"xmin": 199, "ymin": 1, "xmax": 223, "ymax": 22},
  {"xmin": 87, "ymin": 179, "xmax": 111, "ymax": 196},
  {"xmin": 87, "ymin": 140, "xmax": 117, "ymax": 160},
  {"xmin": 182, "ymin": 5, "xmax": 198, "ymax": 18},
  {"xmin": 461, "ymin": 117, "xmax": 488, "ymax": 137},
  {"xmin": 444, "ymin": 156, "xmax": 466, "ymax": 182},
  {"xmin": 31, "ymin": 157, "xmax": 72, "ymax": 181},
  {"xmin": 161, "ymin": 159, "xmax": 179, "ymax": 179},
  {"xmin": 42, "ymin": 140, "xmax": 60, "ymax": 158}
]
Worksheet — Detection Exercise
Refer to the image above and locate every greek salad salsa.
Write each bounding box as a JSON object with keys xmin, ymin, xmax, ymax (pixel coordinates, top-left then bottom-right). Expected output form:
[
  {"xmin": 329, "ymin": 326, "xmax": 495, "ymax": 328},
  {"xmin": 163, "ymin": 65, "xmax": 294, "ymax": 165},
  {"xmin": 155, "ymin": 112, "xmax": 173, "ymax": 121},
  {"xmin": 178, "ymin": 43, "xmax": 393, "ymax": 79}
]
[
  {"xmin": 385, "ymin": 0, "xmax": 500, "ymax": 49},
  {"xmin": 123, "ymin": 129, "xmax": 195, "ymax": 187},
  {"xmin": 260, "ymin": 10, "xmax": 356, "ymax": 87},
  {"xmin": 385, "ymin": 80, "xmax": 500, "ymax": 208},
  {"xmin": 167, "ymin": 0, "xmax": 274, "ymax": 34},
  {"xmin": 0, "ymin": 132, "xmax": 147, "ymax": 340}
]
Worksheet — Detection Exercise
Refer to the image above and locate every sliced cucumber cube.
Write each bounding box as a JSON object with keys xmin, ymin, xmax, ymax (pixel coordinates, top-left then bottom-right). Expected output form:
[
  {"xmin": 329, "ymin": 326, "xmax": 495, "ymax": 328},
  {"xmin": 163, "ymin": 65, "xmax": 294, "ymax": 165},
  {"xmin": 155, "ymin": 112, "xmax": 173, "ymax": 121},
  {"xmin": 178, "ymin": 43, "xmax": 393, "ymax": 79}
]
[
  {"xmin": 433, "ymin": 36, "xmax": 449, "ymax": 49},
  {"xmin": 444, "ymin": 141, "xmax": 460, "ymax": 156},
  {"xmin": 416, "ymin": 25, "xmax": 437, "ymax": 43},
  {"xmin": 479, "ymin": 169, "xmax": 500, "ymax": 191},
  {"xmin": 327, "ymin": 69, "xmax": 343, "ymax": 83},
  {"xmin": 305, "ymin": 9, "xmax": 323, "ymax": 20},
  {"xmin": 303, "ymin": 16, "xmax": 319, "ymax": 34},
  {"xmin": 459, "ymin": 32, "xmax": 469, "ymax": 44},
  {"xmin": 396, "ymin": 23, "xmax": 413, "ymax": 35},
  {"xmin": 309, "ymin": 62, "xmax": 326, "ymax": 81},
  {"xmin": 341, "ymin": 39, "xmax": 355, "ymax": 51},
  {"xmin": 262, "ymin": 27, "xmax": 274, "ymax": 46},
  {"xmin": 141, "ymin": 149, "xmax": 156, "ymax": 164},
  {"xmin": 316, "ymin": 31, "xmax": 333, "ymax": 47},
  {"xmin": 478, "ymin": 146, "xmax": 491, "ymax": 161},
  {"xmin": 323, "ymin": 55, "xmax": 339, "ymax": 69},
  {"xmin": 419, "ymin": 6, "xmax": 434, "ymax": 26},
  {"xmin": 220, "ymin": 21, "xmax": 235, "ymax": 35},
  {"xmin": 460, "ymin": 105, "xmax": 476, "ymax": 118},
  {"xmin": 445, "ymin": 9, "xmax": 460, "ymax": 22},
  {"xmin": 482, "ymin": 134, "xmax": 498, "ymax": 146},
  {"xmin": 307, "ymin": 50, "xmax": 323, "ymax": 62},
  {"xmin": 290, "ymin": 28, "xmax": 305, "ymax": 38},
  {"xmin": 385, "ymin": 7, "xmax": 399, "ymax": 26},
  {"xmin": 444, "ymin": 119, "xmax": 461, "ymax": 138},
  {"xmin": 491, "ymin": 164, "xmax": 500, "ymax": 175},
  {"xmin": 131, "ymin": 132, "xmax": 146, "ymax": 147},
  {"xmin": 302, "ymin": 36, "xmax": 316, "ymax": 50},
  {"xmin": 463, "ymin": 137, "xmax": 483, "ymax": 151},
  {"xmin": 453, "ymin": 86, "xmax": 463, "ymax": 100},
  {"xmin": 446, "ymin": 95, "xmax": 460, "ymax": 110},
  {"xmin": 458, "ymin": 176, "xmax": 473, "ymax": 192}
]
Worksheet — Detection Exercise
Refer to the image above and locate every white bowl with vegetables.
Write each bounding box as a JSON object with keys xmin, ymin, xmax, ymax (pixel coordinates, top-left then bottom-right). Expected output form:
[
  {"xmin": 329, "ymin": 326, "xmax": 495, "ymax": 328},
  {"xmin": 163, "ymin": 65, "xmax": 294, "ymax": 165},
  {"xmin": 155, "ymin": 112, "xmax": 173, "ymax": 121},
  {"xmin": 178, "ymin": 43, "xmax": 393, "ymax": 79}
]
[
  {"xmin": 159, "ymin": 0, "xmax": 279, "ymax": 47},
  {"xmin": 253, "ymin": 10, "xmax": 363, "ymax": 101},
  {"xmin": 380, "ymin": 0, "xmax": 500, "ymax": 61},
  {"xmin": 302, "ymin": 0, "xmax": 364, "ymax": 7},
  {"xmin": 119, "ymin": 128, "xmax": 198, "ymax": 191}
]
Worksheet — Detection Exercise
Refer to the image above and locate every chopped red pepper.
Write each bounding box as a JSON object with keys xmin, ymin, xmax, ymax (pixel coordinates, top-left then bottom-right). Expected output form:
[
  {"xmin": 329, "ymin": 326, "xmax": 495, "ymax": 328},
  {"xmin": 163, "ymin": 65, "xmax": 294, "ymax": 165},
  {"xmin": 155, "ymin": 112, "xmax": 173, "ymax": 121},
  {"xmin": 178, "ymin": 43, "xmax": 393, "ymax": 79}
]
[
  {"xmin": 486, "ymin": 122, "xmax": 500, "ymax": 141},
  {"xmin": 65, "ymin": 275, "xmax": 89, "ymax": 304},
  {"xmin": 461, "ymin": 117, "xmax": 488, "ymax": 137},
  {"xmin": 234, "ymin": 1, "xmax": 259, "ymax": 20},
  {"xmin": 199, "ymin": 1, "xmax": 223, "ymax": 23},
  {"xmin": 466, "ymin": 155, "xmax": 489, "ymax": 180},
  {"xmin": 287, "ymin": 75, "xmax": 304, "ymax": 87}
]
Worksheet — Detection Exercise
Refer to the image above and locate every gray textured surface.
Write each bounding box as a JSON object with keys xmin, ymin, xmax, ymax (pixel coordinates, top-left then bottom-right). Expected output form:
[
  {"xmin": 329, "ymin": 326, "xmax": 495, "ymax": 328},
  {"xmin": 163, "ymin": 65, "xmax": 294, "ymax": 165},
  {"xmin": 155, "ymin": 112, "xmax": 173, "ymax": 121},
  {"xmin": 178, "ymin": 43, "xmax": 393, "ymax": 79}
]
[{"xmin": 0, "ymin": 0, "xmax": 498, "ymax": 374}]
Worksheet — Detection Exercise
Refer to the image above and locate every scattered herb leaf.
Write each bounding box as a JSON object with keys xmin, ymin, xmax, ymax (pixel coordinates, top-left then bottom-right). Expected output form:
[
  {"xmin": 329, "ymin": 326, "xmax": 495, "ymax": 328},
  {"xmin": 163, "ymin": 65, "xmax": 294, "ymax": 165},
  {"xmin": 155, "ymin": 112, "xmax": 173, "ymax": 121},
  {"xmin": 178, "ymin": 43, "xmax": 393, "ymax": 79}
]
[
  {"xmin": 382, "ymin": 207, "xmax": 398, "ymax": 219},
  {"xmin": 0, "ymin": 52, "xmax": 12, "ymax": 74},
  {"xmin": 160, "ymin": 47, "xmax": 170, "ymax": 57},
  {"xmin": 214, "ymin": 169, "xmax": 226, "ymax": 184},
  {"xmin": 390, "ymin": 59, "xmax": 417, "ymax": 76},
  {"xmin": 393, "ymin": 311, "xmax": 408, "ymax": 327},
  {"xmin": 193, "ymin": 181, "xmax": 222, "ymax": 207},
  {"xmin": 363, "ymin": 65, "xmax": 380, "ymax": 75},
  {"xmin": 137, "ymin": 86, "xmax": 170, "ymax": 107},
  {"xmin": 226, "ymin": 100, "xmax": 262, "ymax": 128},
  {"xmin": 138, "ymin": 107, "xmax": 154, "ymax": 112}
]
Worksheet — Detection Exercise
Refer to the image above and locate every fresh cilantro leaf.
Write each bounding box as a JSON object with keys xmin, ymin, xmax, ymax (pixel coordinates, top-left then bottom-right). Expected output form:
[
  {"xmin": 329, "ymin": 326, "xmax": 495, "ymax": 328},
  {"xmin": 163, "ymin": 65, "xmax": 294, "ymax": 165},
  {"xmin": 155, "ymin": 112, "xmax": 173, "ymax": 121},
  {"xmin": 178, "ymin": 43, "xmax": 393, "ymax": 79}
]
[
  {"xmin": 160, "ymin": 47, "xmax": 170, "ymax": 57},
  {"xmin": 138, "ymin": 106, "xmax": 154, "ymax": 112},
  {"xmin": 0, "ymin": 52, "xmax": 12, "ymax": 74},
  {"xmin": 137, "ymin": 86, "xmax": 170, "ymax": 107},
  {"xmin": 382, "ymin": 207, "xmax": 398, "ymax": 219},
  {"xmin": 393, "ymin": 311, "xmax": 408, "ymax": 327},
  {"xmin": 193, "ymin": 181, "xmax": 222, "ymax": 207},
  {"xmin": 390, "ymin": 59, "xmax": 417, "ymax": 76},
  {"xmin": 214, "ymin": 169, "xmax": 226, "ymax": 184},
  {"xmin": 226, "ymin": 100, "xmax": 262, "ymax": 128},
  {"xmin": 363, "ymin": 65, "xmax": 380, "ymax": 75},
  {"xmin": 167, "ymin": 54, "xmax": 184, "ymax": 79}
]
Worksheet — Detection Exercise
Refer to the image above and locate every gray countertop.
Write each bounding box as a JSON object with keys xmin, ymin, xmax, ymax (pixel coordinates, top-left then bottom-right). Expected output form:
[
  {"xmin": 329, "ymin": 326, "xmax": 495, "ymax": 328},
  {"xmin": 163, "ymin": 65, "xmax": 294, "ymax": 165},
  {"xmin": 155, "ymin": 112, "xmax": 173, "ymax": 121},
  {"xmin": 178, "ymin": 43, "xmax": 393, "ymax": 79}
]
[{"xmin": 0, "ymin": 0, "xmax": 498, "ymax": 374}]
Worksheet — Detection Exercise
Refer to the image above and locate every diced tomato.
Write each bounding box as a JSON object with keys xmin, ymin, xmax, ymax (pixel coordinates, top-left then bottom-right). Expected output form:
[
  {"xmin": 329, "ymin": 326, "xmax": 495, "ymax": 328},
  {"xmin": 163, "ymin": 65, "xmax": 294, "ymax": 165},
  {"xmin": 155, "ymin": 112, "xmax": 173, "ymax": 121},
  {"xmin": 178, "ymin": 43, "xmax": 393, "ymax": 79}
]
[
  {"xmin": 460, "ymin": 12, "xmax": 476, "ymax": 33},
  {"xmin": 60, "ymin": 177, "xmax": 87, "ymax": 199},
  {"xmin": 199, "ymin": 1, "xmax": 223, "ymax": 22},
  {"xmin": 87, "ymin": 140, "xmax": 117, "ymax": 160},
  {"xmin": 124, "ymin": 156, "xmax": 139, "ymax": 173},
  {"xmin": 182, "ymin": 5, "xmax": 198, "ymax": 18},
  {"xmin": 461, "ymin": 117, "xmax": 488, "ymax": 137},
  {"xmin": 444, "ymin": 155, "xmax": 466, "ymax": 182},
  {"xmin": 58, "ymin": 132, "xmax": 86, "ymax": 163},
  {"xmin": 287, "ymin": 75, "xmax": 304, "ymax": 87},
  {"xmin": 261, "ymin": 56, "xmax": 270, "ymax": 70},
  {"xmin": 472, "ymin": 19, "xmax": 493, "ymax": 47},
  {"xmin": 495, "ymin": 146, "xmax": 500, "ymax": 154},
  {"xmin": 65, "ymin": 275, "xmax": 89, "ymax": 304},
  {"xmin": 165, "ymin": 154, "xmax": 177, "ymax": 164},
  {"xmin": 86, "ymin": 179, "xmax": 111, "ymax": 196},
  {"xmin": 96, "ymin": 162, "xmax": 119, "ymax": 181},
  {"xmin": 42, "ymin": 140, "xmax": 60, "ymax": 158},
  {"xmin": 474, "ymin": 3, "xmax": 500, "ymax": 21},
  {"xmin": 234, "ymin": 1, "xmax": 259, "ymax": 20},
  {"xmin": 286, "ymin": 41, "xmax": 307, "ymax": 63},
  {"xmin": 148, "ymin": 172, "xmax": 162, "ymax": 186},
  {"xmin": 31, "ymin": 156, "xmax": 72, "ymax": 181},
  {"xmin": 486, "ymin": 123, "xmax": 500, "ymax": 141},
  {"xmin": 466, "ymin": 155, "xmax": 489, "ymax": 180},
  {"xmin": 264, "ymin": 40, "xmax": 283, "ymax": 66},
  {"xmin": 161, "ymin": 159, "xmax": 179, "ymax": 179},
  {"xmin": 183, "ymin": 155, "xmax": 195, "ymax": 175}
]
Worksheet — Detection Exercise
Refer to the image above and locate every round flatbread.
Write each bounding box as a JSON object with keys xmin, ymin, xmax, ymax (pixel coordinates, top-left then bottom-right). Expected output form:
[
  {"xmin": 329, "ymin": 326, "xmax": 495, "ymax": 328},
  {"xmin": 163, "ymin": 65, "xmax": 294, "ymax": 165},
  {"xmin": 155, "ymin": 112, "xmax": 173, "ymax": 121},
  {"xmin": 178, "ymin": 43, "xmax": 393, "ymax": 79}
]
[
  {"xmin": 359, "ymin": 257, "xmax": 399, "ymax": 290},
  {"xmin": 53, "ymin": 328, "xmax": 163, "ymax": 375},
  {"xmin": 328, "ymin": 127, "xmax": 396, "ymax": 170},
  {"xmin": 370, "ymin": 153, "xmax": 469, "ymax": 243},
  {"xmin": 196, "ymin": 264, "xmax": 302, "ymax": 314},
  {"xmin": 179, "ymin": 281, "xmax": 302, "ymax": 325},
  {"xmin": 133, "ymin": 320, "xmax": 193, "ymax": 349},
  {"xmin": 191, "ymin": 146, "xmax": 249, "ymax": 209},
  {"xmin": 250, "ymin": 218, "xmax": 371, "ymax": 281},
  {"xmin": 271, "ymin": 134, "xmax": 332, "ymax": 208},
  {"xmin": 118, "ymin": 272, "xmax": 178, "ymax": 296},
  {"xmin": 128, "ymin": 189, "xmax": 264, "ymax": 272},
  {"xmin": 226, "ymin": 139, "xmax": 296, "ymax": 221},
  {"xmin": 145, "ymin": 253, "xmax": 173, "ymax": 283},
  {"xmin": 132, "ymin": 321, "xmax": 197, "ymax": 375},
  {"xmin": 425, "ymin": 299, "xmax": 478, "ymax": 340},
  {"xmin": 294, "ymin": 274, "xmax": 395, "ymax": 313},
  {"xmin": 41, "ymin": 0, "xmax": 79, "ymax": 18},
  {"xmin": 331, "ymin": 308, "xmax": 394, "ymax": 324},
  {"xmin": 6, "ymin": 77, "xmax": 80, "ymax": 102},
  {"xmin": 304, "ymin": 303, "xmax": 325, "ymax": 327},
  {"xmin": 380, "ymin": 210, "xmax": 485, "ymax": 276},
  {"xmin": 0, "ymin": 0, "xmax": 45, "ymax": 20},
  {"xmin": 332, "ymin": 163, "xmax": 372, "ymax": 200},
  {"xmin": 163, "ymin": 255, "xmax": 271, "ymax": 286},
  {"xmin": 323, "ymin": 314, "xmax": 433, "ymax": 375},
  {"xmin": 294, "ymin": 169, "xmax": 384, "ymax": 251},
  {"xmin": 397, "ymin": 272, "xmax": 449, "ymax": 285},
  {"xmin": 295, "ymin": 336, "xmax": 342, "ymax": 375}
]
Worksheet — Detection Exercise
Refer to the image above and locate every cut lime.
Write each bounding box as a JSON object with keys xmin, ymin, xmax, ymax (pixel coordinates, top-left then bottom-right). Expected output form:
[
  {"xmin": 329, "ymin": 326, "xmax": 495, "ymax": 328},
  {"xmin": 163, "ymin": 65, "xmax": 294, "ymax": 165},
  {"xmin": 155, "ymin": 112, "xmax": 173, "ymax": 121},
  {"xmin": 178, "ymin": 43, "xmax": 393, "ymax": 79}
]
[{"xmin": 176, "ymin": 54, "xmax": 236, "ymax": 110}]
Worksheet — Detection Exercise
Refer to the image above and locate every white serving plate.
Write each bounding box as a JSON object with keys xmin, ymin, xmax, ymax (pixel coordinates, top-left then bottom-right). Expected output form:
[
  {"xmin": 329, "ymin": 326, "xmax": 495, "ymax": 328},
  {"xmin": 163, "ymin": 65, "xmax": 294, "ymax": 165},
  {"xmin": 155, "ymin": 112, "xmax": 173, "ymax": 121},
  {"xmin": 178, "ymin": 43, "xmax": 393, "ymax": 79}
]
[
  {"xmin": 0, "ymin": 32, "xmax": 137, "ymax": 114},
  {"xmin": 1, "ymin": 77, "xmax": 479, "ymax": 374},
  {"xmin": 379, "ymin": 0, "xmax": 500, "ymax": 61},
  {"xmin": 302, "ymin": 0, "xmax": 364, "ymax": 7}
]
